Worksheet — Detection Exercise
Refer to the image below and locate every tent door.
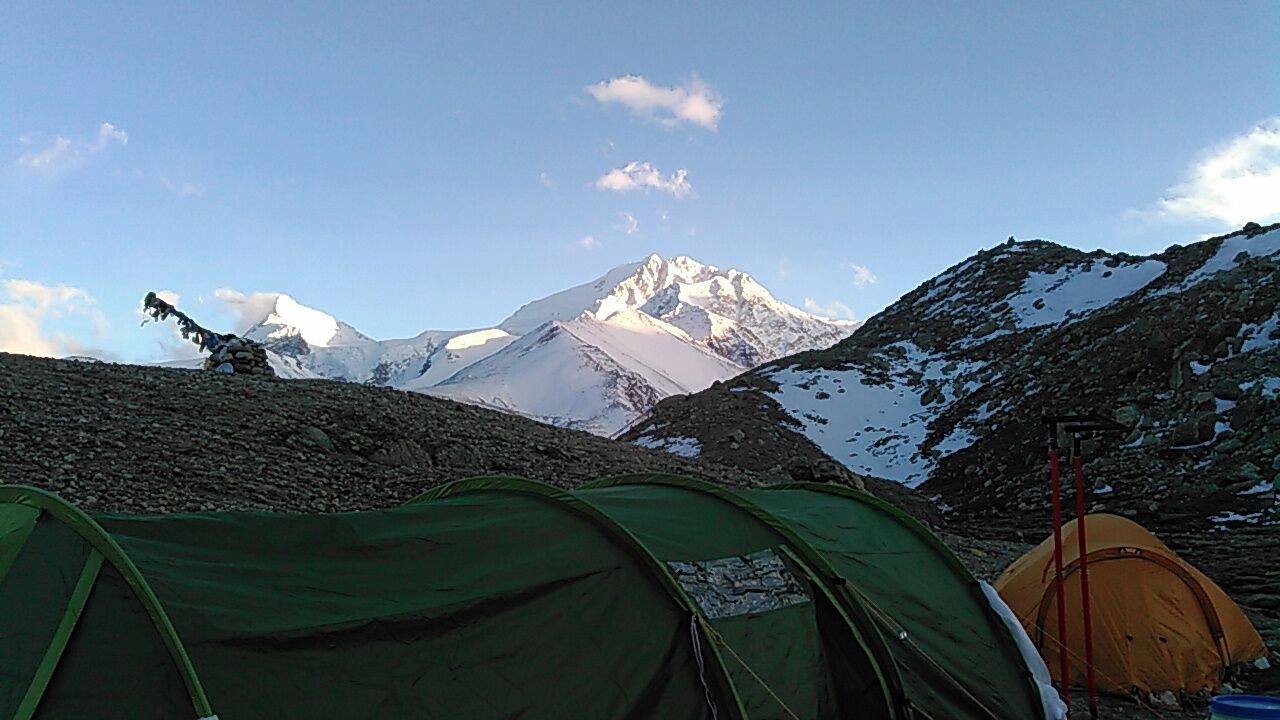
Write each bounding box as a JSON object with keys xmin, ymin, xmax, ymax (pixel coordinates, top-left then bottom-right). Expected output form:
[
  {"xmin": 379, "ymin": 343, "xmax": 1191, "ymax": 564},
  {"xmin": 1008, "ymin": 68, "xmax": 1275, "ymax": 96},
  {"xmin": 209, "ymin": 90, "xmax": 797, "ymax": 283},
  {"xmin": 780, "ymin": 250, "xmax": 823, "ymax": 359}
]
[
  {"xmin": 810, "ymin": 585, "xmax": 893, "ymax": 720},
  {"xmin": 676, "ymin": 547, "xmax": 893, "ymax": 720}
]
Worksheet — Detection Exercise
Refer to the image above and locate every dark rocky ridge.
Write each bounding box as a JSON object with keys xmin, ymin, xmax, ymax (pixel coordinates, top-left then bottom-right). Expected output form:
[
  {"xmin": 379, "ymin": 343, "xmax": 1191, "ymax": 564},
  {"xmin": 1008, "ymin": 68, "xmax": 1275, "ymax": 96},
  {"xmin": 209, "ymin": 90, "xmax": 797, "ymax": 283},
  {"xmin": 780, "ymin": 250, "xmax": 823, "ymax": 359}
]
[
  {"xmin": 0, "ymin": 352, "xmax": 878, "ymax": 514},
  {"xmin": 628, "ymin": 224, "xmax": 1280, "ymax": 533}
]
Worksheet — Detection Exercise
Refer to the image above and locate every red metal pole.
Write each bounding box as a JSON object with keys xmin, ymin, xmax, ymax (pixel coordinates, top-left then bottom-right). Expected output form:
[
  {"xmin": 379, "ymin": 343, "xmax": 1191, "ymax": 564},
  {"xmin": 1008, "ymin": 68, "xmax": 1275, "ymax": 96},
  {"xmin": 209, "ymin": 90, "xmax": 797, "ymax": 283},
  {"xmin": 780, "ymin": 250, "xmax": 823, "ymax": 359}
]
[
  {"xmin": 1072, "ymin": 436, "xmax": 1099, "ymax": 720},
  {"xmin": 1049, "ymin": 440, "xmax": 1071, "ymax": 714}
]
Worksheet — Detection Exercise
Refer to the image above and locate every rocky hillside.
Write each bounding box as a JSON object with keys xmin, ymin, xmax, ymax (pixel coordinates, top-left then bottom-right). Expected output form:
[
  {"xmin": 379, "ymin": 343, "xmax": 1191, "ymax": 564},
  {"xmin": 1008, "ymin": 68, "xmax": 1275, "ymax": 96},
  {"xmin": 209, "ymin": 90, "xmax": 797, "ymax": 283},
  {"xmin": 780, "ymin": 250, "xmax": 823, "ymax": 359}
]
[
  {"xmin": 626, "ymin": 224, "xmax": 1280, "ymax": 533},
  {"xmin": 0, "ymin": 352, "xmax": 875, "ymax": 514}
]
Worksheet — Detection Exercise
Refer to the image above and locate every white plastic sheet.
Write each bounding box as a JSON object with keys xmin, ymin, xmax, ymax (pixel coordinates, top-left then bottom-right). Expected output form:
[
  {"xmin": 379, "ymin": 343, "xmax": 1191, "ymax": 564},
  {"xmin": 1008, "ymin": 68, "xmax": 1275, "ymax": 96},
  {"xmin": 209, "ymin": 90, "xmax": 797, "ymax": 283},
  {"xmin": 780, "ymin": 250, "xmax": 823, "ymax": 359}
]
[{"xmin": 980, "ymin": 581, "xmax": 1068, "ymax": 720}]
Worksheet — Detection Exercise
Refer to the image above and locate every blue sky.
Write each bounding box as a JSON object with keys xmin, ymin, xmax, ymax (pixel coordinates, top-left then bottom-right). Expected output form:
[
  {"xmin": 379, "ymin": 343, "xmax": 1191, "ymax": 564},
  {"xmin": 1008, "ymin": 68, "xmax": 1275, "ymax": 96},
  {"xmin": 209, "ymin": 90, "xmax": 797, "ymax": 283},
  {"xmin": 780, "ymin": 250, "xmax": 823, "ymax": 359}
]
[{"xmin": 2, "ymin": 1, "xmax": 1278, "ymax": 360}]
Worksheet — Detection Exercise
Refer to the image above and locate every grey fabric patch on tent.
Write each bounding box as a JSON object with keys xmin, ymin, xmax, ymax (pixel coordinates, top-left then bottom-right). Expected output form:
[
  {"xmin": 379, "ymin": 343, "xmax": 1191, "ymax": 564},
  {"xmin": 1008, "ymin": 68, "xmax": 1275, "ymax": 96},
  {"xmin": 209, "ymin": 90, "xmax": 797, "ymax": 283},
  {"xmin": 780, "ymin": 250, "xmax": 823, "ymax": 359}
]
[{"xmin": 667, "ymin": 548, "xmax": 810, "ymax": 619}]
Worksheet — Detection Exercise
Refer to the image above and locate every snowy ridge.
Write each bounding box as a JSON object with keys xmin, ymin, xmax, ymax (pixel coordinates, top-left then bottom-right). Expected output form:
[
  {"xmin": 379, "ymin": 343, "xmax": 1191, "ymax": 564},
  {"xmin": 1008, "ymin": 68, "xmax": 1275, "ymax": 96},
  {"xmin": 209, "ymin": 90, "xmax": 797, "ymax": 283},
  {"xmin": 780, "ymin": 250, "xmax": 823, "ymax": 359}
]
[
  {"xmin": 169, "ymin": 254, "xmax": 854, "ymax": 436},
  {"xmin": 628, "ymin": 225, "xmax": 1280, "ymax": 528}
]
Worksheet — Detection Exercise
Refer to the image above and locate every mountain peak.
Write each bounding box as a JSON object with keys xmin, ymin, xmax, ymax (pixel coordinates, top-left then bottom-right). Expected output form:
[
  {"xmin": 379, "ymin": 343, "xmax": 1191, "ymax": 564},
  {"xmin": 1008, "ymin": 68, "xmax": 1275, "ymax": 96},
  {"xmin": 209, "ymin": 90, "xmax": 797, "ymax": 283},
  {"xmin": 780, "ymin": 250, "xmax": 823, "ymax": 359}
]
[{"xmin": 241, "ymin": 293, "xmax": 344, "ymax": 347}]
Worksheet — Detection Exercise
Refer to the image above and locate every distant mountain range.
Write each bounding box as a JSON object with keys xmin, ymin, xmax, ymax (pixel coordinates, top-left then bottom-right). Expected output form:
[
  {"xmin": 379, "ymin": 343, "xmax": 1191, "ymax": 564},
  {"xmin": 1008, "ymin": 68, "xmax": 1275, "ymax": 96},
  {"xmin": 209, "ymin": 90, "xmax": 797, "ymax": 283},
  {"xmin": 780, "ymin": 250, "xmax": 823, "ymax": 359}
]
[{"xmin": 179, "ymin": 254, "xmax": 855, "ymax": 435}]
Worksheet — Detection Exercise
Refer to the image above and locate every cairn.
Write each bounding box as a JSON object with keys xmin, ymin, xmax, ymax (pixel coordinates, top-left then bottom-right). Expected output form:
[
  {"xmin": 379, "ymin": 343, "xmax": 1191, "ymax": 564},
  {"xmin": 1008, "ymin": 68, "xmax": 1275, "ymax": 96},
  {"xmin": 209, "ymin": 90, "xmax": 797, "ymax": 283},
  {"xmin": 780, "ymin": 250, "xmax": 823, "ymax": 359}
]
[
  {"xmin": 142, "ymin": 291, "xmax": 276, "ymax": 377},
  {"xmin": 202, "ymin": 335, "xmax": 274, "ymax": 375}
]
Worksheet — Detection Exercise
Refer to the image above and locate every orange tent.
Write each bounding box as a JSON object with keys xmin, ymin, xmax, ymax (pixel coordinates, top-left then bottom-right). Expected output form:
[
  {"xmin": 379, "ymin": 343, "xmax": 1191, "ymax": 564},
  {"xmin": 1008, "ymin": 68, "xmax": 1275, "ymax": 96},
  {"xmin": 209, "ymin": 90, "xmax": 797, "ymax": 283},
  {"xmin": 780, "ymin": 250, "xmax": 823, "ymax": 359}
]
[{"xmin": 995, "ymin": 513, "xmax": 1268, "ymax": 695}]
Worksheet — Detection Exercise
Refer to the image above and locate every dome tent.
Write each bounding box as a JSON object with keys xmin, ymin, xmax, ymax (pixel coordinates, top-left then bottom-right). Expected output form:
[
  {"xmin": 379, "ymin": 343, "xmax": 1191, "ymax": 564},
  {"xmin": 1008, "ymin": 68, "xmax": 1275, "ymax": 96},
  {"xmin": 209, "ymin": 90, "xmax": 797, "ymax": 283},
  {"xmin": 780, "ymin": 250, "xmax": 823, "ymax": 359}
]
[
  {"xmin": 1, "ymin": 475, "xmax": 1052, "ymax": 720},
  {"xmin": 994, "ymin": 513, "xmax": 1268, "ymax": 696}
]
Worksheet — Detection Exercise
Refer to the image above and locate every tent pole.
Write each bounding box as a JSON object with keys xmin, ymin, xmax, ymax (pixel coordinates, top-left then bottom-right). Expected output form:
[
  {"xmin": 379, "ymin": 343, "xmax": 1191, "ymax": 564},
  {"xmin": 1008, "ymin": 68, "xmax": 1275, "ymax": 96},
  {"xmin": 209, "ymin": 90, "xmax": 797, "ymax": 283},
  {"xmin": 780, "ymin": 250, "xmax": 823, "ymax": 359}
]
[
  {"xmin": 1048, "ymin": 431, "xmax": 1071, "ymax": 715},
  {"xmin": 1071, "ymin": 435, "xmax": 1099, "ymax": 720}
]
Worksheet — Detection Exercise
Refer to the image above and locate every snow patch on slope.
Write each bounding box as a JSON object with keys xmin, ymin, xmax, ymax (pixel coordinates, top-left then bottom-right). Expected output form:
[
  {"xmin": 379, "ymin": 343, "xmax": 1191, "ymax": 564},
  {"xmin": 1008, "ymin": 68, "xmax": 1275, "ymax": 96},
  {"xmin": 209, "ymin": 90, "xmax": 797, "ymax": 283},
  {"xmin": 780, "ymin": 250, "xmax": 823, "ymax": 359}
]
[
  {"xmin": 446, "ymin": 328, "xmax": 512, "ymax": 351},
  {"xmin": 1005, "ymin": 259, "xmax": 1167, "ymax": 328},
  {"xmin": 764, "ymin": 342, "xmax": 989, "ymax": 487},
  {"xmin": 1183, "ymin": 226, "xmax": 1280, "ymax": 288},
  {"xmin": 1240, "ymin": 313, "xmax": 1279, "ymax": 354},
  {"xmin": 635, "ymin": 435, "xmax": 702, "ymax": 458}
]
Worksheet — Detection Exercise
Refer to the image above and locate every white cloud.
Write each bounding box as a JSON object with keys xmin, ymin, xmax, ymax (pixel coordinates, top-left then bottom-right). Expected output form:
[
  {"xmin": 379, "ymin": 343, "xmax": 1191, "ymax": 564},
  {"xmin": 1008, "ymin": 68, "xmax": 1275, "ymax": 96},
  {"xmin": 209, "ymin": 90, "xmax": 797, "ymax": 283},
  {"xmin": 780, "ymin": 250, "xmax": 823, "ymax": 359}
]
[
  {"xmin": 161, "ymin": 177, "xmax": 205, "ymax": 197},
  {"xmin": 17, "ymin": 137, "xmax": 73, "ymax": 169},
  {"xmin": 586, "ymin": 75, "xmax": 723, "ymax": 131},
  {"xmin": 539, "ymin": 171, "xmax": 555, "ymax": 189},
  {"xmin": 137, "ymin": 289, "xmax": 197, "ymax": 359},
  {"xmin": 803, "ymin": 298, "xmax": 856, "ymax": 321},
  {"xmin": 91, "ymin": 122, "xmax": 128, "ymax": 151},
  {"xmin": 1148, "ymin": 116, "xmax": 1280, "ymax": 226},
  {"xmin": 577, "ymin": 235, "xmax": 600, "ymax": 249},
  {"xmin": 16, "ymin": 122, "xmax": 127, "ymax": 171},
  {"xmin": 0, "ymin": 279, "xmax": 109, "ymax": 357},
  {"xmin": 213, "ymin": 288, "xmax": 282, "ymax": 334},
  {"xmin": 619, "ymin": 212, "xmax": 639, "ymax": 235},
  {"xmin": 596, "ymin": 161, "xmax": 694, "ymax": 198},
  {"xmin": 848, "ymin": 263, "xmax": 878, "ymax": 287}
]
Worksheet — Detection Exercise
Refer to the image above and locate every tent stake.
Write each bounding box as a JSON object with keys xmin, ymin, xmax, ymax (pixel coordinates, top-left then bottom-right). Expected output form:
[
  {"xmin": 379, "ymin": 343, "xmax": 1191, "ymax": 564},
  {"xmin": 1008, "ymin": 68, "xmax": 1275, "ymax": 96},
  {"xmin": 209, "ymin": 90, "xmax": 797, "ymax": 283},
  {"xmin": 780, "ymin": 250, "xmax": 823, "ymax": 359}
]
[
  {"xmin": 1048, "ymin": 433, "xmax": 1071, "ymax": 715},
  {"xmin": 1071, "ymin": 435, "xmax": 1099, "ymax": 720}
]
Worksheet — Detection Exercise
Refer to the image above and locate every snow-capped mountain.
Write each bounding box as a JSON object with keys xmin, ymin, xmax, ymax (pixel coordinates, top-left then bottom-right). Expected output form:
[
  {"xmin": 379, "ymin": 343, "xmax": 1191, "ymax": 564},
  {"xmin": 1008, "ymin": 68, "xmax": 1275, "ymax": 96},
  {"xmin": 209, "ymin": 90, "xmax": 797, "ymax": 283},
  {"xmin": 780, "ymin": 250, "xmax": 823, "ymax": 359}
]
[
  {"xmin": 499, "ymin": 254, "xmax": 854, "ymax": 365},
  {"xmin": 626, "ymin": 224, "xmax": 1280, "ymax": 531},
  {"xmin": 210, "ymin": 254, "xmax": 855, "ymax": 435},
  {"xmin": 429, "ymin": 309, "xmax": 745, "ymax": 433}
]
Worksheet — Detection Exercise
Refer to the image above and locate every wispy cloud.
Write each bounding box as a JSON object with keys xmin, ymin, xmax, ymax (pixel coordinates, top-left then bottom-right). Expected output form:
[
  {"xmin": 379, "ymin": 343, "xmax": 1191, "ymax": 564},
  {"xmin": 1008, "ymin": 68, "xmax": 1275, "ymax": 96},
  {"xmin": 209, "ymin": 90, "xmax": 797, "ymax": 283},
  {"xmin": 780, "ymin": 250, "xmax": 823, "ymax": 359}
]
[
  {"xmin": 90, "ymin": 123, "xmax": 128, "ymax": 150},
  {"xmin": 539, "ymin": 171, "xmax": 555, "ymax": 189},
  {"xmin": 800, "ymin": 263, "xmax": 875, "ymax": 321},
  {"xmin": 0, "ymin": 279, "xmax": 109, "ymax": 357},
  {"xmin": 212, "ymin": 288, "xmax": 283, "ymax": 335},
  {"xmin": 18, "ymin": 137, "xmax": 74, "ymax": 170},
  {"xmin": 848, "ymin": 263, "xmax": 878, "ymax": 287},
  {"xmin": 586, "ymin": 75, "xmax": 724, "ymax": 131},
  {"xmin": 803, "ymin": 298, "xmax": 856, "ymax": 321},
  {"xmin": 16, "ymin": 122, "xmax": 127, "ymax": 171},
  {"xmin": 577, "ymin": 235, "xmax": 600, "ymax": 249},
  {"xmin": 1141, "ymin": 117, "xmax": 1280, "ymax": 227},
  {"xmin": 161, "ymin": 177, "xmax": 205, "ymax": 197},
  {"xmin": 618, "ymin": 212, "xmax": 639, "ymax": 235},
  {"xmin": 596, "ymin": 161, "xmax": 694, "ymax": 198}
]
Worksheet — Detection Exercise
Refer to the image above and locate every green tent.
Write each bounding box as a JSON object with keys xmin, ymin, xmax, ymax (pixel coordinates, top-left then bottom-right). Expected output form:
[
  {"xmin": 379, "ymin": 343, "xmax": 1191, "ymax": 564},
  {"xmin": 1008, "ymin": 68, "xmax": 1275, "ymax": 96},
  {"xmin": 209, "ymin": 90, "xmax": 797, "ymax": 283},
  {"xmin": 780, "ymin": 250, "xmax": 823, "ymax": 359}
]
[{"xmin": 0, "ymin": 474, "xmax": 1049, "ymax": 720}]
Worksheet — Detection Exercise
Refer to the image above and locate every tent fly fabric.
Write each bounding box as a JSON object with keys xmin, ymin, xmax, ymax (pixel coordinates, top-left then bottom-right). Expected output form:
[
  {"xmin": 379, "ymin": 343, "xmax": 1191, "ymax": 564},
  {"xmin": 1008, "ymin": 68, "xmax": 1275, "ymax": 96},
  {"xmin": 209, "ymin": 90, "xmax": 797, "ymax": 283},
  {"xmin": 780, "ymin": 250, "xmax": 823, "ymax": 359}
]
[
  {"xmin": 0, "ymin": 475, "xmax": 1052, "ymax": 720},
  {"xmin": 995, "ymin": 513, "xmax": 1269, "ymax": 695}
]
